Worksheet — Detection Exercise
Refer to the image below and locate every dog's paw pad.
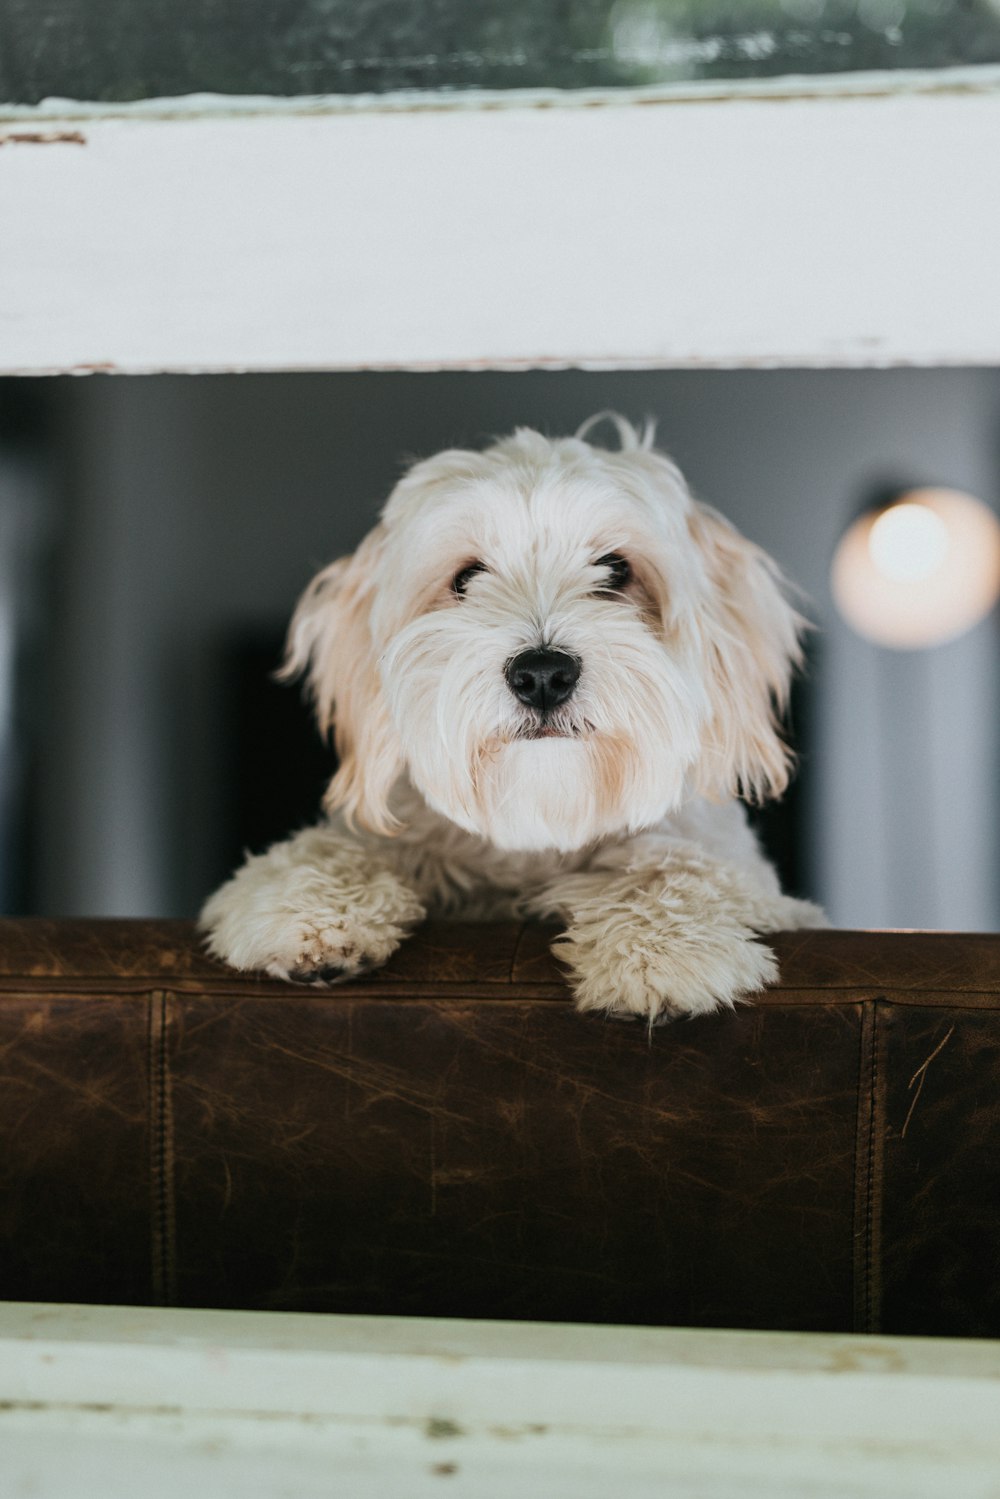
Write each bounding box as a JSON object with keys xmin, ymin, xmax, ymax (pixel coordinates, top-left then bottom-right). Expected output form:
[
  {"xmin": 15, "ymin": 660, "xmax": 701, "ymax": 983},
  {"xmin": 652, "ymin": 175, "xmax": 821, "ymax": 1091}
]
[
  {"xmin": 289, "ymin": 963, "xmax": 346, "ymax": 986},
  {"xmin": 320, "ymin": 958, "xmax": 375, "ymax": 982},
  {"xmin": 260, "ymin": 919, "xmax": 399, "ymax": 986},
  {"xmin": 286, "ymin": 956, "xmax": 376, "ymax": 986}
]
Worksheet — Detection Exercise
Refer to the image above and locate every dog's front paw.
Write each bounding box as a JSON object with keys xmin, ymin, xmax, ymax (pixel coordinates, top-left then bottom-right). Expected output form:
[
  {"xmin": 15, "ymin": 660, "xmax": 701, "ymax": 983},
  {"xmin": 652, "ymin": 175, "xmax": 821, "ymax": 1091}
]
[
  {"xmin": 553, "ymin": 919, "xmax": 777, "ymax": 1023},
  {"xmin": 199, "ymin": 841, "xmax": 426, "ymax": 985},
  {"xmin": 267, "ymin": 917, "xmax": 397, "ymax": 985},
  {"xmin": 203, "ymin": 906, "xmax": 410, "ymax": 986}
]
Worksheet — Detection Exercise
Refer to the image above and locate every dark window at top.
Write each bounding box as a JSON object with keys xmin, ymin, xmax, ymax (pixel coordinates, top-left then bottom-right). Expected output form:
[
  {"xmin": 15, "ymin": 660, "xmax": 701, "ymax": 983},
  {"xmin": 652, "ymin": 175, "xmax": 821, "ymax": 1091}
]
[{"xmin": 3, "ymin": 1, "xmax": 1000, "ymax": 107}]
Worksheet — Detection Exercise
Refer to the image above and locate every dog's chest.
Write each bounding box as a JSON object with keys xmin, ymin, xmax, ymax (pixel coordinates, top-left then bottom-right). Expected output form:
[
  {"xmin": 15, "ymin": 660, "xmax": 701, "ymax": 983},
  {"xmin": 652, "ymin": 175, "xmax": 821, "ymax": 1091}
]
[{"xmin": 397, "ymin": 837, "xmax": 584, "ymax": 917}]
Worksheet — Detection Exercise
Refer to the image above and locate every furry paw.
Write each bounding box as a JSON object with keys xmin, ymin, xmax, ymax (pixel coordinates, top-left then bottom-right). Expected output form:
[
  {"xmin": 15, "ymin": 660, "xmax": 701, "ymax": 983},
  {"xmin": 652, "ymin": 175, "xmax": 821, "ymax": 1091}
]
[
  {"xmin": 542, "ymin": 850, "xmax": 826, "ymax": 1023},
  {"xmin": 557, "ymin": 924, "xmax": 777, "ymax": 1022},
  {"xmin": 204, "ymin": 907, "xmax": 410, "ymax": 985},
  {"xmin": 559, "ymin": 928, "xmax": 777, "ymax": 1022},
  {"xmin": 266, "ymin": 919, "xmax": 393, "ymax": 985},
  {"xmin": 199, "ymin": 828, "xmax": 426, "ymax": 984}
]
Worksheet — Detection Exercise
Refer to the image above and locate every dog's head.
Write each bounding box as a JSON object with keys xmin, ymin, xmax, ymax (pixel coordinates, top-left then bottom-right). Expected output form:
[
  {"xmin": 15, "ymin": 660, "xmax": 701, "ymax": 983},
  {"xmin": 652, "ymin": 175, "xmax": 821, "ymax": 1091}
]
[{"xmin": 284, "ymin": 416, "xmax": 804, "ymax": 852}]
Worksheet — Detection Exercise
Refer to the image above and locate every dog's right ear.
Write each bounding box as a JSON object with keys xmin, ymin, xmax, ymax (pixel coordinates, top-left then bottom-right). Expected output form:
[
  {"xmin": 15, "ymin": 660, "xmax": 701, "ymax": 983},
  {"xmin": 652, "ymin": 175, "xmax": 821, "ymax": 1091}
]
[{"xmin": 280, "ymin": 525, "xmax": 404, "ymax": 834}]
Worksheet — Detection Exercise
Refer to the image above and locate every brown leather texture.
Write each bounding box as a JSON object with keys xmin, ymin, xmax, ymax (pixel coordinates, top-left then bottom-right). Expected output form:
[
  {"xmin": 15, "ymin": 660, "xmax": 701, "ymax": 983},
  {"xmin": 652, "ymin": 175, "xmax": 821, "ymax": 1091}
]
[{"xmin": 1, "ymin": 919, "xmax": 998, "ymax": 1336}]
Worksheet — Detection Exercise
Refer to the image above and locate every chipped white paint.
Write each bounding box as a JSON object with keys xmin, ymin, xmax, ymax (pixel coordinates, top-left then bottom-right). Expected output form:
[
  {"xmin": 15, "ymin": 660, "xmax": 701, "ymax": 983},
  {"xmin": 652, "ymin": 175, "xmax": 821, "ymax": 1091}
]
[
  {"xmin": 1, "ymin": 1303, "xmax": 1000, "ymax": 1497},
  {"xmin": 1, "ymin": 82, "xmax": 999, "ymax": 373}
]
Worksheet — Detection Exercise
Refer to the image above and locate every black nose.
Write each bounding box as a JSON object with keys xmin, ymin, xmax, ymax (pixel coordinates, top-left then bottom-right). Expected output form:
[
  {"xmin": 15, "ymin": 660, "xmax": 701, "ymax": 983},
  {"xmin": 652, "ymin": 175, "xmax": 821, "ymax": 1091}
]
[{"xmin": 505, "ymin": 648, "xmax": 581, "ymax": 712}]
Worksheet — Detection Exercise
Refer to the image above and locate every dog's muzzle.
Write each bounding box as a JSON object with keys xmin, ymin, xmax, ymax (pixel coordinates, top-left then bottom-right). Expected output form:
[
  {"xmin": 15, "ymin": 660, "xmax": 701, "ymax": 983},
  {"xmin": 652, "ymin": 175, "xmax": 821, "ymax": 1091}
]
[{"xmin": 505, "ymin": 648, "xmax": 581, "ymax": 712}]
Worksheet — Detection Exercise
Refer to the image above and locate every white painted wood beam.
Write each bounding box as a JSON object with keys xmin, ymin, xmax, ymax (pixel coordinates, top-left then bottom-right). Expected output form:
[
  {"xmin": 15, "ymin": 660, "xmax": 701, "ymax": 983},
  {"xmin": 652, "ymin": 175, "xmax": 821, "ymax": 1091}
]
[
  {"xmin": 1, "ymin": 80, "xmax": 999, "ymax": 373},
  {"xmin": 2, "ymin": 1302, "xmax": 1000, "ymax": 1497}
]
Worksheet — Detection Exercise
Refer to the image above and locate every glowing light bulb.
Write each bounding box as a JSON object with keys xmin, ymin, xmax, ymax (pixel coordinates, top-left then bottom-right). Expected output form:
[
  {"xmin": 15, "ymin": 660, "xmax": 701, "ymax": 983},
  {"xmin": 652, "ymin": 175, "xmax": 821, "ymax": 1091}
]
[
  {"xmin": 867, "ymin": 503, "xmax": 950, "ymax": 584},
  {"xmin": 831, "ymin": 489, "xmax": 1000, "ymax": 649}
]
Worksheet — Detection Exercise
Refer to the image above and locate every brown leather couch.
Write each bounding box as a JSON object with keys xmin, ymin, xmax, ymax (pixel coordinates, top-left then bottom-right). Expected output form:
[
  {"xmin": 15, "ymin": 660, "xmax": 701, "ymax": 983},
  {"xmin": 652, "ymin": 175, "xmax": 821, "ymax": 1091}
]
[{"xmin": 1, "ymin": 919, "xmax": 997, "ymax": 1338}]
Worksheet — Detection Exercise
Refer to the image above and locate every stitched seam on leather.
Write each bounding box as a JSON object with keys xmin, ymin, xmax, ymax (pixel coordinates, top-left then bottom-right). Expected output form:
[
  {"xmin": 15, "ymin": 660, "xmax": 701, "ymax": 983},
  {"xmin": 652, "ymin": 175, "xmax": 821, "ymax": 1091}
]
[
  {"xmin": 149, "ymin": 991, "xmax": 177, "ymax": 1307},
  {"xmin": 853, "ymin": 1001, "xmax": 875, "ymax": 1334},
  {"xmin": 160, "ymin": 992, "xmax": 178, "ymax": 1306},
  {"xmin": 148, "ymin": 992, "xmax": 164, "ymax": 1304},
  {"xmin": 8, "ymin": 978, "xmax": 1000, "ymax": 1005},
  {"xmin": 867, "ymin": 1001, "xmax": 885, "ymax": 1334},
  {"xmin": 863, "ymin": 1007, "xmax": 881, "ymax": 1337},
  {"xmin": 861, "ymin": 1000, "xmax": 886, "ymax": 1335}
]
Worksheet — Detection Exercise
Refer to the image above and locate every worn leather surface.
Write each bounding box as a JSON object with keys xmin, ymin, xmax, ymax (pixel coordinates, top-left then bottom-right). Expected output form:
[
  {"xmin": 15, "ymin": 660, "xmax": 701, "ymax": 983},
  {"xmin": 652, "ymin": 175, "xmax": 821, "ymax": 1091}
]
[
  {"xmin": 1, "ymin": 919, "xmax": 998, "ymax": 1336},
  {"xmin": 878, "ymin": 1005, "xmax": 1000, "ymax": 1338}
]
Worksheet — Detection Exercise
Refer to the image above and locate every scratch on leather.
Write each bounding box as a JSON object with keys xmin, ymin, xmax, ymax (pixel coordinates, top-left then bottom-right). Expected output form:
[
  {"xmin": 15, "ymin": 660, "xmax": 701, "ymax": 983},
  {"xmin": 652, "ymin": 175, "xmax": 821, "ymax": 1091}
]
[{"xmin": 900, "ymin": 1025, "xmax": 955, "ymax": 1139}]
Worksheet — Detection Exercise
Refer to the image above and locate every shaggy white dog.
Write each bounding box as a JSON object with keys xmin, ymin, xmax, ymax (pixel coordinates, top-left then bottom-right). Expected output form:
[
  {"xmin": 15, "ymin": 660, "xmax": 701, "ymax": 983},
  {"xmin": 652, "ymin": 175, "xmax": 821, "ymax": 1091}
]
[{"xmin": 201, "ymin": 415, "xmax": 824, "ymax": 1021}]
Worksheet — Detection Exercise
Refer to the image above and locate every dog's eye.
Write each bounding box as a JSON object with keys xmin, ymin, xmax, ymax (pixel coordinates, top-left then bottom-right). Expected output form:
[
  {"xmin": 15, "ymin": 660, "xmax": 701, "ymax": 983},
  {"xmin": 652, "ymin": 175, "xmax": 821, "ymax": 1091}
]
[
  {"xmin": 452, "ymin": 561, "xmax": 487, "ymax": 597},
  {"xmin": 594, "ymin": 553, "xmax": 632, "ymax": 594}
]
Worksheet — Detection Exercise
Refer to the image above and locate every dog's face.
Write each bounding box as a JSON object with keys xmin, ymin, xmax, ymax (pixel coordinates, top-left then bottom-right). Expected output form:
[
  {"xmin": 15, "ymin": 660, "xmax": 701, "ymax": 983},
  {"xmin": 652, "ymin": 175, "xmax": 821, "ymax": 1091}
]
[{"xmin": 285, "ymin": 419, "xmax": 803, "ymax": 852}]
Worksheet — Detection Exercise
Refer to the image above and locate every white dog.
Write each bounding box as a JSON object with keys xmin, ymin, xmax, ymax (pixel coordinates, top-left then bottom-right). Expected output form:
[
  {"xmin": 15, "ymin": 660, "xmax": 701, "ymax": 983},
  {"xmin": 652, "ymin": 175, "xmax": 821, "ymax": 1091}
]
[{"xmin": 200, "ymin": 415, "xmax": 824, "ymax": 1021}]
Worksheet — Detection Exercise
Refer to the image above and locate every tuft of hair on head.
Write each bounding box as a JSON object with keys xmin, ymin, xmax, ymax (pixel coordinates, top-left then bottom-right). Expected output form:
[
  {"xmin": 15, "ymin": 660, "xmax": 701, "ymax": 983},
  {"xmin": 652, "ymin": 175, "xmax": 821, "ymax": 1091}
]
[{"xmin": 575, "ymin": 411, "xmax": 657, "ymax": 453}]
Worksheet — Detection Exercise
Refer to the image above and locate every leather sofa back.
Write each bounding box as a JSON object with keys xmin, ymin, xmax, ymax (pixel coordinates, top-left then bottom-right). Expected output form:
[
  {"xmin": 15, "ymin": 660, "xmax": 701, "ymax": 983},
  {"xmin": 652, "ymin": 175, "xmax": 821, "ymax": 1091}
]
[{"xmin": 1, "ymin": 919, "xmax": 997, "ymax": 1337}]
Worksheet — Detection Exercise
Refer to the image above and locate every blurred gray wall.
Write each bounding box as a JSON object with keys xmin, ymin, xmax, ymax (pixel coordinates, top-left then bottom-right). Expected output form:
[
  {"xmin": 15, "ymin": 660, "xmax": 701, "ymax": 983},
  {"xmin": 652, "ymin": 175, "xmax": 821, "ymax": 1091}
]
[{"xmin": 36, "ymin": 368, "xmax": 1000, "ymax": 927}]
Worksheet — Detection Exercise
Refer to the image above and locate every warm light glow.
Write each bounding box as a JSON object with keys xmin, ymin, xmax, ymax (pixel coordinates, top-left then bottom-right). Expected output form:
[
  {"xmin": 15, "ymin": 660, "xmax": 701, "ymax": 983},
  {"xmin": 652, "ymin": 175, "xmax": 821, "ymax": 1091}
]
[
  {"xmin": 867, "ymin": 503, "xmax": 950, "ymax": 584},
  {"xmin": 831, "ymin": 488, "xmax": 1000, "ymax": 649}
]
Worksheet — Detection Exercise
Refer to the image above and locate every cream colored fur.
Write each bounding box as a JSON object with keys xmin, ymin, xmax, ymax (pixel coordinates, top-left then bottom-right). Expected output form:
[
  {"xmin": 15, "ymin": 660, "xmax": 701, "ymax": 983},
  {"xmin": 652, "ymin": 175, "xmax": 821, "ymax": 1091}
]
[{"xmin": 200, "ymin": 417, "xmax": 825, "ymax": 1021}]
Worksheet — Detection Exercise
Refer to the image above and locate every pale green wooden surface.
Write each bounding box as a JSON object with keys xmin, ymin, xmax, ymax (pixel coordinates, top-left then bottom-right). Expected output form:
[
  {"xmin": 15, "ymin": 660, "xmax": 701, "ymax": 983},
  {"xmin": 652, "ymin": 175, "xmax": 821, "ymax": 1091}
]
[{"xmin": 3, "ymin": 1303, "xmax": 1000, "ymax": 1497}]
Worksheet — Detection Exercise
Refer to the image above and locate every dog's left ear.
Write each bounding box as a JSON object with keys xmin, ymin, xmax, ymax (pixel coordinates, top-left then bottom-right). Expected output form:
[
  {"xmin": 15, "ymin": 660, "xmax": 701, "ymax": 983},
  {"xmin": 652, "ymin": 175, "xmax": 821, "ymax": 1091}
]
[
  {"xmin": 281, "ymin": 525, "xmax": 404, "ymax": 834},
  {"xmin": 686, "ymin": 503, "xmax": 805, "ymax": 804}
]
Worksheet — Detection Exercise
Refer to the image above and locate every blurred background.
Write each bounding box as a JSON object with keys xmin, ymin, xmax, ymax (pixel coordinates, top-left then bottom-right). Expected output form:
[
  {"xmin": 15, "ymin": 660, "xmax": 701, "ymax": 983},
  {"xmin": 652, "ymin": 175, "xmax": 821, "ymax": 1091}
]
[
  {"xmin": 8, "ymin": 0, "xmax": 1000, "ymax": 101},
  {"xmin": 1, "ymin": 367, "xmax": 998, "ymax": 929}
]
